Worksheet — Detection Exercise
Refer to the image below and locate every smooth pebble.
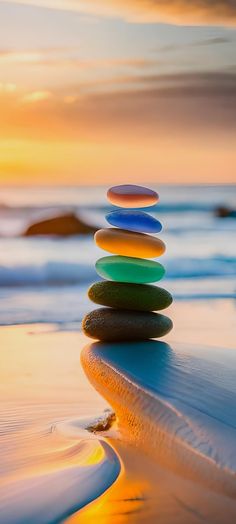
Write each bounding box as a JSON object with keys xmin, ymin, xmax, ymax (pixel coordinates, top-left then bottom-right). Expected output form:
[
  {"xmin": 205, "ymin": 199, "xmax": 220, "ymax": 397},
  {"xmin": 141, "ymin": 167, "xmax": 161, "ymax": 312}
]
[
  {"xmin": 95, "ymin": 228, "xmax": 165, "ymax": 258},
  {"xmin": 88, "ymin": 281, "xmax": 173, "ymax": 311},
  {"xmin": 82, "ymin": 308, "xmax": 173, "ymax": 341},
  {"xmin": 106, "ymin": 210, "xmax": 162, "ymax": 234},
  {"xmin": 107, "ymin": 184, "xmax": 158, "ymax": 208},
  {"xmin": 96, "ymin": 255, "xmax": 165, "ymax": 284}
]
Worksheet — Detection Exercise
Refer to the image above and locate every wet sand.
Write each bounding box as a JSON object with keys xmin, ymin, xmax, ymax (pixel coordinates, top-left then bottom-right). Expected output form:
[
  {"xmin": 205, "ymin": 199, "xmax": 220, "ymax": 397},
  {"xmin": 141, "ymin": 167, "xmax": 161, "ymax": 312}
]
[
  {"xmin": 74, "ymin": 439, "xmax": 236, "ymax": 524},
  {"xmin": 0, "ymin": 299, "xmax": 236, "ymax": 523}
]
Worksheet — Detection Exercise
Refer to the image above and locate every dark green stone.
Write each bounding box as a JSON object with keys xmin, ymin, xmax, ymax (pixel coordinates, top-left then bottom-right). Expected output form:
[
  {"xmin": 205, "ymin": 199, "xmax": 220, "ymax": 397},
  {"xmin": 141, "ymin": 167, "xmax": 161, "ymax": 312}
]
[
  {"xmin": 88, "ymin": 281, "xmax": 173, "ymax": 312},
  {"xmin": 82, "ymin": 308, "xmax": 173, "ymax": 342}
]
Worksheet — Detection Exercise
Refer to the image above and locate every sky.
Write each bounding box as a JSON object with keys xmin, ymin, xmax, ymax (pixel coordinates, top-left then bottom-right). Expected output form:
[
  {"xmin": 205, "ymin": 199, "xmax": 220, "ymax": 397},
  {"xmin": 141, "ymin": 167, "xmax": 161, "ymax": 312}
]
[{"xmin": 0, "ymin": 0, "xmax": 236, "ymax": 185}]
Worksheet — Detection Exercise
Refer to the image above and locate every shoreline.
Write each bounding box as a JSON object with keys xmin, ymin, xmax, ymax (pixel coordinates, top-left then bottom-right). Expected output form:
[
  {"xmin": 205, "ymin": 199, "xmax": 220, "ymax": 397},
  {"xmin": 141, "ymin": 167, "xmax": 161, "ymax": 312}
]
[
  {"xmin": 1, "ymin": 301, "xmax": 236, "ymax": 522},
  {"xmin": 74, "ymin": 436, "xmax": 236, "ymax": 524}
]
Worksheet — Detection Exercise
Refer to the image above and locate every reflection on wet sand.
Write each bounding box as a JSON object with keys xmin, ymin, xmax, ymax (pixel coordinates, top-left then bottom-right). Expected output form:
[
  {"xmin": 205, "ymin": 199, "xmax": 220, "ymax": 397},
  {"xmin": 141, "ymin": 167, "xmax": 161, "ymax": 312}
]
[
  {"xmin": 69, "ymin": 437, "xmax": 236, "ymax": 524},
  {"xmin": 70, "ymin": 448, "xmax": 149, "ymax": 524},
  {"xmin": 74, "ymin": 339, "xmax": 236, "ymax": 523}
]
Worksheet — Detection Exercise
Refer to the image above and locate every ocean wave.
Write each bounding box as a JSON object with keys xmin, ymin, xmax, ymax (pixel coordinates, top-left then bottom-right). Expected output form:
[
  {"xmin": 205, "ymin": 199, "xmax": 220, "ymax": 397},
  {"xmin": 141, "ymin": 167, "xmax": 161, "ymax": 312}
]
[
  {"xmin": 0, "ymin": 256, "xmax": 235, "ymax": 287},
  {"xmin": 0, "ymin": 202, "xmax": 214, "ymax": 211},
  {"xmin": 93, "ymin": 203, "xmax": 232, "ymax": 214},
  {"xmin": 0, "ymin": 201, "xmax": 234, "ymax": 215},
  {"xmin": 165, "ymin": 256, "xmax": 236, "ymax": 279},
  {"xmin": 0, "ymin": 262, "xmax": 97, "ymax": 287}
]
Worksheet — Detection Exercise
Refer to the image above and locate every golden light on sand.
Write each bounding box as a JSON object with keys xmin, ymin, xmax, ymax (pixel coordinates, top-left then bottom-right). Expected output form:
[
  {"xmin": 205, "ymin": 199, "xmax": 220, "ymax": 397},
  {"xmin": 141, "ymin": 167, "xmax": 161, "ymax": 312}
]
[{"xmin": 68, "ymin": 461, "xmax": 148, "ymax": 524}]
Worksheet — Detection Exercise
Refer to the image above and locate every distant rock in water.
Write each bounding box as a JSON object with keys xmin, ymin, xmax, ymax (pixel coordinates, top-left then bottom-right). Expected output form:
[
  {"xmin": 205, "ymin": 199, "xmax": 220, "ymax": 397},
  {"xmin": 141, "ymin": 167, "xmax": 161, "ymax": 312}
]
[
  {"xmin": 215, "ymin": 206, "xmax": 236, "ymax": 218},
  {"xmin": 23, "ymin": 213, "xmax": 97, "ymax": 236}
]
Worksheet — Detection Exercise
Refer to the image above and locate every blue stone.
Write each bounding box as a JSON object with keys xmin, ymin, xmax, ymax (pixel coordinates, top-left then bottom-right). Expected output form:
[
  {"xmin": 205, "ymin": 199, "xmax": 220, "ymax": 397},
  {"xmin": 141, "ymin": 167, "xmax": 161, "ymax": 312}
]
[{"xmin": 105, "ymin": 210, "xmax": 162, "ymax": 234}]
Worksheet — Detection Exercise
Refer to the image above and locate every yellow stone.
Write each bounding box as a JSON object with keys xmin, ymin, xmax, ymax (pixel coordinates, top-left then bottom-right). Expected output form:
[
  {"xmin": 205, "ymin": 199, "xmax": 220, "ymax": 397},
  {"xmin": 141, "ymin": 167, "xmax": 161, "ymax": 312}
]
[{"xmin": 95, "ymin": 228, "xmax": 165, "ymax": 258}]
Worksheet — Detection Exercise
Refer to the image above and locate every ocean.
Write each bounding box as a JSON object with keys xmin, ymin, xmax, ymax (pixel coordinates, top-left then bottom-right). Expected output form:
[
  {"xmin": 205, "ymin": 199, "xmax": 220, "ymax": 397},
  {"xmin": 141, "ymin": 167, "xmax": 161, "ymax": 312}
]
[{"xmin": 0, "ymin": 184, "xmax": 235, "ymax": 325}]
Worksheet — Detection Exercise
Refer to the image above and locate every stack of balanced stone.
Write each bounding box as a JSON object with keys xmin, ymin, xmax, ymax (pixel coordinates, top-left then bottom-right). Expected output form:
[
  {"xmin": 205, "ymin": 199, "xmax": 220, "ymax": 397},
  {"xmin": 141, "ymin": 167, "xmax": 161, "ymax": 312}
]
[{"xmin": 82, "ymin": 184, "xmax": 173, "ymax": 342}]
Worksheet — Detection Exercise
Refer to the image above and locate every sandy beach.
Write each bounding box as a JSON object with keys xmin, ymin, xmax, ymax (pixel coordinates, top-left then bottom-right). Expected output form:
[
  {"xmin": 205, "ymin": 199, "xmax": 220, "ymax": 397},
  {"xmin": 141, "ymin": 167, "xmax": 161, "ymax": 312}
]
[
  {"xmin": 1, "ymin": 298, "xmax": 236, "ymax": 523},
  {"xmin": 0, "ymin": 185, "xmax": 235, "ymax": 524}
]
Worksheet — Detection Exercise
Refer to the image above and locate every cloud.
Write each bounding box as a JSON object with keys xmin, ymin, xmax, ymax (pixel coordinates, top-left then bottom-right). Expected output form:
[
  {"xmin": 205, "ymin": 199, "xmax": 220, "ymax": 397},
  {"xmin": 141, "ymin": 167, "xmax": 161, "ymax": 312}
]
[
  {"xmin": 1, "ymin": 70, "xmax": 236, "ymax": 145},
  {"xmin": 0, "ymin": 82, "xmax": 17, "ymax": 93},
  {"xmin": 0, "ymin": 47, "xmax": 79, "ymax": 67},
  {"xmin": 0, "ymin": 47, "xmax": 156, "ymax": 70},
  {"xmin": 21, "ymin": 90, "xmax": 52, "ymax": 102},
  {"xmin": 194, "ymin": 36, "xmax": 232, "ymax": 46},
  {"xmin": 5, "ymin": 0, "xmax": 236, "ymax": 26},
  {"xmin": 158, "ymin": 36, "xmax": 232, "ymax": 52},
  {"xmin": 64, "ymin": 69, "xmax": 236, "ymax": 97},
  {"xmin": 1, "ymin": 68, "xmax": 236, "ymax": 184},
  {"xmin": 0, "ymin": 49, "xmax": 45, "ymax": 64}
]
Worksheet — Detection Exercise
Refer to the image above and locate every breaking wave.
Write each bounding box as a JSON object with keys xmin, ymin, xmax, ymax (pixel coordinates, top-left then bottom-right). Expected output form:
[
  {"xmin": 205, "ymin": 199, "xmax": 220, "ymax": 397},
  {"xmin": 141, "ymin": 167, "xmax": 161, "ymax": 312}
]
[{"xmin": 0, "ymin": 256, "xmax": 235, "ymax": 287}]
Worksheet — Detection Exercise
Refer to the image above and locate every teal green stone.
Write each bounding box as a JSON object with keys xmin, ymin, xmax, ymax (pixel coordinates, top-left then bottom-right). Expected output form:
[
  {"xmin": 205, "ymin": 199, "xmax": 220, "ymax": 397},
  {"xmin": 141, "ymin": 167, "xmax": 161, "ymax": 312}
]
[
  {"xmin": 88, "ymin": 281, "xmax": 172, "ymax": 311},
  {"xmin": 96, "ymin": 255, "xmax": 165, "ymax": 284}
]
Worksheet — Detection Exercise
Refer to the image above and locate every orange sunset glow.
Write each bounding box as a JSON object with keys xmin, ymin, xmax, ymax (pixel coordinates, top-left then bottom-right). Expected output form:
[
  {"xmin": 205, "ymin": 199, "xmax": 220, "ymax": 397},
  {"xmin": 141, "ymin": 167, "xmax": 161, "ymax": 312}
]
[{"xmin": 1, "ymin": 1, "xmax": 236, "ymax": 184}]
